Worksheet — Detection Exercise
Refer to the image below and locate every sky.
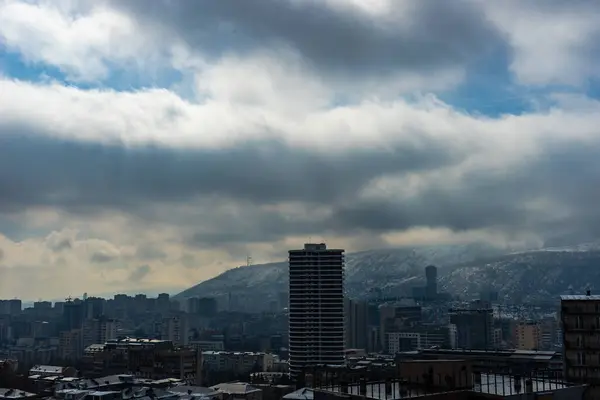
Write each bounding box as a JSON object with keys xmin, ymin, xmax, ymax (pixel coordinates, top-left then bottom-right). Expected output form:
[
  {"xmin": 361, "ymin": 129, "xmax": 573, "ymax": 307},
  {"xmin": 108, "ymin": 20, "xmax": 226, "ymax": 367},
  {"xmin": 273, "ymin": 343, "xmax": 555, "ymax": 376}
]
[{"xmin": 2, "ymin": 0, "xmax": 600, "ymax": 300}]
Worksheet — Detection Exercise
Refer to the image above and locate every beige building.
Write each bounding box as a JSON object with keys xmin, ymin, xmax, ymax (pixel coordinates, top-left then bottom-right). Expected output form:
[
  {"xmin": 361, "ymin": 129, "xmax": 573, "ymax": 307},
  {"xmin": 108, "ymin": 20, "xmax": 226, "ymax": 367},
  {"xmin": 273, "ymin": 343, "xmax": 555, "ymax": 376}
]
[{"xmin": 514, "ymin": 321, "xmax": 541, "ymax": 350}]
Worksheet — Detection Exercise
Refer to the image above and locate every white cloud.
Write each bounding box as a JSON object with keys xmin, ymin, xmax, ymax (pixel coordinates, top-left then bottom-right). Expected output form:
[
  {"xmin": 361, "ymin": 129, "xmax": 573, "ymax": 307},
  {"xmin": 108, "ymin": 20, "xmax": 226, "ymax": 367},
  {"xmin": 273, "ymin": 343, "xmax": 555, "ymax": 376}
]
[
  {"xmin": 0, "ymin": 0, "xmax": 173, "ymax": 82},
  {"xmin": 1, "ymin": 0, "xmax": 600, "ymax": 298},
  {"xmin": 482, "ymin": 0, "xmax": 600, "ymax": 86}
]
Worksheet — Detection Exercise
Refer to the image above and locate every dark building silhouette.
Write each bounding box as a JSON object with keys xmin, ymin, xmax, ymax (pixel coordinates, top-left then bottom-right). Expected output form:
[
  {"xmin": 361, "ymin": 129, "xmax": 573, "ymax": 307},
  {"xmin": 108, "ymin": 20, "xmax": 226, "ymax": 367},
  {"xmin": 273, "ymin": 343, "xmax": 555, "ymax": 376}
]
[
  {"xmin": 62, "ymin": 300, "xmax": 84, "ymax": 331},
  {"xmin": 425, "ymin": 265, "xmax": 437, "ymax": 300},
  {"xmin": 450, "ymin": 303, "xmax": 493, "ymax": 350}
]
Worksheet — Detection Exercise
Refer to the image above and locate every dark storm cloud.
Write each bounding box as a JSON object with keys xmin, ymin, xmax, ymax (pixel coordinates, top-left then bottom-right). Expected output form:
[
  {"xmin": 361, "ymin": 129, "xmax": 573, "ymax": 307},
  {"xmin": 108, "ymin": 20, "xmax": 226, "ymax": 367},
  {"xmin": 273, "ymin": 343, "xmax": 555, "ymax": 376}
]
[
  {"xmin": 3, "ymin": 127, "xmax": 600, "ymax": 245},
  {"xmin": 135, "ymin": 245, "xmax": 167, "ymax": 261},
  {"xmin": 48, "ymin": 238, "xmax": 72, "ymax": 252},
  {"xmin": 0, "ymin": 132, "xmax": 462, "ymax": 213},
  {"xmin": 188, "ymin": 209, "xmax": 325, "ymax": 246},
  {"xmin": 128, "ymin": 265, "xmax": 151, "ymax": 282},
  {"xmin": 326, "ymin": 139, "xmax": 600, "ymax": 243},
  {"xmin": 90, "ymin": 252, "xmax": 117, "ymax": 264},
  {"xmin": 110, "ymin": 0, "xmax": 503, "ymax": 77}
]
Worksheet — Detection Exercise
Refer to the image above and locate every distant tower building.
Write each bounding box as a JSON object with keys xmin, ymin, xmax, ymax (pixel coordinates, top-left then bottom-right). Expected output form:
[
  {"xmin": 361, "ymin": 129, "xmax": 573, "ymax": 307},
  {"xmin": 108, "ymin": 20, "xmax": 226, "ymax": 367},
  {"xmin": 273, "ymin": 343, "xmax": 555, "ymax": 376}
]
[
  {"xmin": 288, "ymin": 243, "xmax": 345, "ymax": 381},
  {"xmin": 425, "ymin": 265, "xmax": 438, "ymax": 300}
]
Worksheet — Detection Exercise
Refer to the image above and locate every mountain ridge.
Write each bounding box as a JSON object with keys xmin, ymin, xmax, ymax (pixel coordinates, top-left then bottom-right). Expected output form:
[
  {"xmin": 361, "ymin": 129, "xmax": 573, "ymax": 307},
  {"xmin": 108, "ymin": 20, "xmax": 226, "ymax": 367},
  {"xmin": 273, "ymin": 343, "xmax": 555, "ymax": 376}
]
[{"xmin": 175, "ymin": 241, "xmax": 600, "ymax": 310}]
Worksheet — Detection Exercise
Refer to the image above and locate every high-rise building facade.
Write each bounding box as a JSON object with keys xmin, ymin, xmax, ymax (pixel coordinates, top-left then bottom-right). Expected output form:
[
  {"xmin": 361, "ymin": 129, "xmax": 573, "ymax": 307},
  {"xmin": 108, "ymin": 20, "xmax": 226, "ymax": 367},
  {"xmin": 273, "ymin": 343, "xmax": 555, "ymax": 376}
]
[
  {"xmin": 288, "ymin": 243, "xmax": 345, "ymax": 380},
  {"xmin": 449, "ymin": 305, "xmax": 493, "ymax": 350},
  {"xmin": 561, "ymin": 293, "xmax": 600, "ymax": 399},
  {"xmin": 425, "ymin": 265, "xmax": 437, "ymax": 300},
  {"xmin": 344, "ymin": 298, "xmax": 368, "ymax": 349}
]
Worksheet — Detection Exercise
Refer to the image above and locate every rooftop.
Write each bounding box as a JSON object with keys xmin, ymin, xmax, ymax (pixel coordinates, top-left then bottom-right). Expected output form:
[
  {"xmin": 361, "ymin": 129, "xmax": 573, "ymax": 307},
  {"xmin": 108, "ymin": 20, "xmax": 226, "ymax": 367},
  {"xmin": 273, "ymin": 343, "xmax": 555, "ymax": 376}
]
[
  {"xmin": 560, "ymin": 294, "xmax": 600, "ymax": 301},
  {"xmin": 283, "ymin": 388, "xmax": 314, "ymax": 400},
  {"xmin": 168, "ymin": 386, "xmax": 217, "ymax": 396},
  {"xmin": 29, "ymin": 365, "xmax": 63, "ymax": 374},
  {"xmin": 317, "ymin": 373, "xmax": 579, "ymax": 399},
  {"xmin": 0, "ymin": 389, "xmax": 36, "ymax": 399},
  {"xmin": 210, "ymin": 383, "xmax": 261, "ymax": 394}
]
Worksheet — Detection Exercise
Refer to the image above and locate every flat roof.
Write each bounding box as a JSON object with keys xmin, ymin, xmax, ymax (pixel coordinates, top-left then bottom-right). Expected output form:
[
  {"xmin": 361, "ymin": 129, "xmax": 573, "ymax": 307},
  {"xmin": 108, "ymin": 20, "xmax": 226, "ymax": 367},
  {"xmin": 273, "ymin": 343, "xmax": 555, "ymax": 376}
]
[
  {"xmin": 318, "ymin": 374, "xmax": 578, "ymax": 399},
  {"xmin": 0, "ymin": 389, "xmax": 36, "ymax": 398},
  {"xmin": 560, "ymin": 295, "xmax": 600, "ymax": 301}
]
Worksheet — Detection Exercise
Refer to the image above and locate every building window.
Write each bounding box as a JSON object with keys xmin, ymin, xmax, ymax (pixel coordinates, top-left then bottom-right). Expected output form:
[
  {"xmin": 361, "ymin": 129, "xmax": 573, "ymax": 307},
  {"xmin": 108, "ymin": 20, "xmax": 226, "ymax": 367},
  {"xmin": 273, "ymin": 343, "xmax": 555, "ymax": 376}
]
[{"xmin": 577, "ymin": 352, "xmax": 586, "ymax": 365}]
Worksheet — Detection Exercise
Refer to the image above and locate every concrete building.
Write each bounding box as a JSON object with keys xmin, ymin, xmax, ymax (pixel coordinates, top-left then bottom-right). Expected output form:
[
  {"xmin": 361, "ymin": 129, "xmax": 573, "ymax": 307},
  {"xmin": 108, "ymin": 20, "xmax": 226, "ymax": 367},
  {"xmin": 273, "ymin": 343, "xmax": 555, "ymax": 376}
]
[
  {"xmin": 189, "ymin": 340, "xmax": 225, "ymax": 352},
  {"xmin": 449, "ymin": 306, "xmax": 493, "ymax": 350},
  {"xmin": 201, "ymin": 351, "xmax": 274, "ymax": 374},
  {"xmin": 81, "ymin": 338, "xmax": 201, "ymax": 381},
  {"xmin": 514, "ymin": 321, "xmax": 541, "ymax": 350},
  {"xmin": 210, "ymin": 382, "xmax": 262, "ymax": 400},
  {"xmin": 425, "ymin": 265, "xmax": 437, "ymax": 300},
  {"xmin": 561, "ymin": 293, "xmax": 600, "ymax": 398},
  {"xmin": 379, "ymin": 300, "xmax": 422, "ymax": 351},
  {"xmin": 344, "ymin": 299, "xmax": 368, "ymax": 350},
  {"xmin": 288, "ymin": 243, "xmax": 345, "ymax": 380},
  {"xmin": 83, "ymin": 318, "xmax": 120, "ymax": 349},
  {"xmin": 59, "ymin": 329, "xmax": 83, "ymax": 360},
  {"xmin": 161, "ymin": 314, "xmax": 189, "ymax": 346}
]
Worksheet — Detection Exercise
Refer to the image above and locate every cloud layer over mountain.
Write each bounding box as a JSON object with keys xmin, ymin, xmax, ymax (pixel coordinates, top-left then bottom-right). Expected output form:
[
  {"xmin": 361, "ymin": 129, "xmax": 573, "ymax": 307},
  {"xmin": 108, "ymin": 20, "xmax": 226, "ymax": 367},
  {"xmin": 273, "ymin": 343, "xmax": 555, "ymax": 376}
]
[{"xmin": 1, "ymin": 0, "xmax": 600, "ymax": 298}]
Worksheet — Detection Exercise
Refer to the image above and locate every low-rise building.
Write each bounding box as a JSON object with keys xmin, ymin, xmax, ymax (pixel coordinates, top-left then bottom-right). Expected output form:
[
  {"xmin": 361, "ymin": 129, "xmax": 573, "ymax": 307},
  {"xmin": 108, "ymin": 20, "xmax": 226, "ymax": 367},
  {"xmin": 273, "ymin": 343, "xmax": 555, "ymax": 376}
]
[
  {"xmin": 29, "ymin": 365, "xmax": 77, "ymax": 378},
  {"xmin": 0, "ymin": 388, "xmax": 38, "ymax": 400},
  {"xmin": 210, "ymin": 382, "xmax": 262, "ymax": 400},
  {"xmin": 202, "ymin": 352, "xmax": 275, "ymax": 374}
]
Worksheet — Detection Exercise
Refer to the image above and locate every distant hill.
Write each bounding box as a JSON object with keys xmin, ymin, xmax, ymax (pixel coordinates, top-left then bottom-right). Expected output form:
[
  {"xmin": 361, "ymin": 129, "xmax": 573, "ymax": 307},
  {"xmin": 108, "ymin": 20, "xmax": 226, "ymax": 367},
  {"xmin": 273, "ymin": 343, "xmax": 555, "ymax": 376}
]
[
  {"xmin": 174, "ymin": 241, "xmax": 600, "ymax": 310},
  {"xmin": 174, "ymin": 243, "xmax": 508, "ymax": 308}
]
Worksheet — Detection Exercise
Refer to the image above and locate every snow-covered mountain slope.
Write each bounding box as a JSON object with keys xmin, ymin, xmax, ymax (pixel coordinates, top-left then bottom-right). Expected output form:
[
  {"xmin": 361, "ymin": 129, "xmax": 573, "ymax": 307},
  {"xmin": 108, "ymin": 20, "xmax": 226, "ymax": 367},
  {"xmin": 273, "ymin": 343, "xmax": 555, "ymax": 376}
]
[
  {"xmin": 174, "ymin": 242, "xmax": 506, "ymax": 303},
  {"xmin": 175, "ymin": 242, "xmax": 600, "ymax": 308},
  {"xmin": 440, "ymin": 250, "xmax": 600, "ymax": 303}
]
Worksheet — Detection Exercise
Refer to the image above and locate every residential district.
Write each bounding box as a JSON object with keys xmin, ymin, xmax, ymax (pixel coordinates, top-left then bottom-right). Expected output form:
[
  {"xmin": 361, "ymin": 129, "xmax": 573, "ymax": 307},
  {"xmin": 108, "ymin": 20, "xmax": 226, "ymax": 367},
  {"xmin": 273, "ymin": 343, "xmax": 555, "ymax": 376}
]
[{"xmin": 0, "ymin": 243, "xmax": 597, "ymax": 399}]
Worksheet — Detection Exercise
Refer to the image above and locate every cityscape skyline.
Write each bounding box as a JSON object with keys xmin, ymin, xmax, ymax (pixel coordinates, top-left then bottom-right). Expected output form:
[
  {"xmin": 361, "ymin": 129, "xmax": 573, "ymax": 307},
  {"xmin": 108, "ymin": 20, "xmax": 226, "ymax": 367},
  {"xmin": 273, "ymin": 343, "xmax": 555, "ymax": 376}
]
[{"xmin": 2, "ymin": 0, "xmax": 600, "ymax": 299}]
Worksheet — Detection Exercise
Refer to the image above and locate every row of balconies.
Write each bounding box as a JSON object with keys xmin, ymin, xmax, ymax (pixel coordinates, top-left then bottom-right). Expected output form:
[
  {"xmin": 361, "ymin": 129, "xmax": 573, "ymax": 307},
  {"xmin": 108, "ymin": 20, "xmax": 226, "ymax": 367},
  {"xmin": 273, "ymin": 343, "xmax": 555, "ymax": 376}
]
[{"xmin": 562, "ymin": 323, "xmax": 600, "ymax": 332}]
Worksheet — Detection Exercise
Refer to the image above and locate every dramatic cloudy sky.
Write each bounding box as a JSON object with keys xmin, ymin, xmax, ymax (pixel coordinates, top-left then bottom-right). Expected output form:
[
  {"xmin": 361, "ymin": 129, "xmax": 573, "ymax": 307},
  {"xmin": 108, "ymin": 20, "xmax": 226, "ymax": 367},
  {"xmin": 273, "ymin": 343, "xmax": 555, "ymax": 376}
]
[{"xmin": 2, "ymin": 0, "xmax": 600, "ymax": 299}]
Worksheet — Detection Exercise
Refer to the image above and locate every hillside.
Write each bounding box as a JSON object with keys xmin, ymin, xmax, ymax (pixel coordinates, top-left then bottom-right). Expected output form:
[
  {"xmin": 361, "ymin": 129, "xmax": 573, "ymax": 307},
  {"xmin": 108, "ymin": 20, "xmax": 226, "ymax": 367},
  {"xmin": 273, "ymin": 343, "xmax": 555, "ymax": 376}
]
[
  {"xmin": 175, "ymin": 242, "xmax": 600, "ymax": 310},
  {"xmin": 174, "ymin": 243, "xmax": 507, "ymax": 306}
]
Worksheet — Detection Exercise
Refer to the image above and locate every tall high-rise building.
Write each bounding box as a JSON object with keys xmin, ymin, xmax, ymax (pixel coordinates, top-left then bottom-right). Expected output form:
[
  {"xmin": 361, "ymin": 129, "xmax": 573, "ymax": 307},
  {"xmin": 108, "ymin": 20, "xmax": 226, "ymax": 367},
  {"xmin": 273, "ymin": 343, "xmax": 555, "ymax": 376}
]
[
  {"xmin": 62, "ymin": 300, "xmax": 84, "ymax": 331},
  {"xmin": 288, "ymin": 243, "xmax": 345, "ymax": 380},
  {"xmin": 344, "ymin": 298, "xmax": 368, "ymax": 349},
  {"xmin": 425, "ymin": 265, "xmax": 437, "ymax": 300}
]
